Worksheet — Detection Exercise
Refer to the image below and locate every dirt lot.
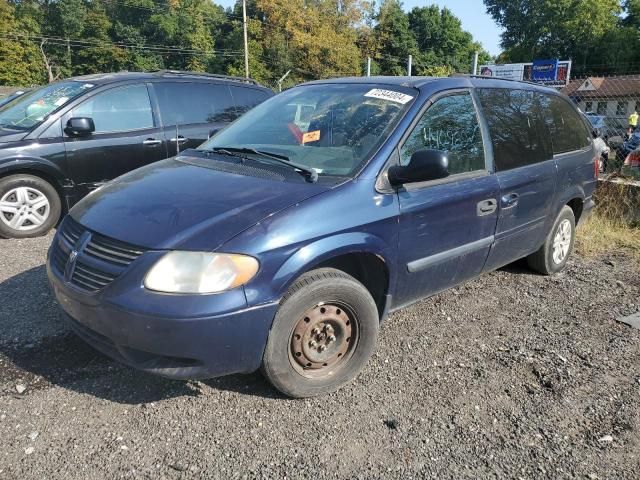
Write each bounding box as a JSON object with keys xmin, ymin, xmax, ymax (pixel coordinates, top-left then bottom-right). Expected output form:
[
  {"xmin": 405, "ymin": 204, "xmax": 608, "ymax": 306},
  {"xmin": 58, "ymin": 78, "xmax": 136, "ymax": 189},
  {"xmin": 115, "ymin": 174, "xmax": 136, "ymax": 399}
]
[{"xmin": 0, "ymin": 232, "xmax": 639, "ymax": 479}]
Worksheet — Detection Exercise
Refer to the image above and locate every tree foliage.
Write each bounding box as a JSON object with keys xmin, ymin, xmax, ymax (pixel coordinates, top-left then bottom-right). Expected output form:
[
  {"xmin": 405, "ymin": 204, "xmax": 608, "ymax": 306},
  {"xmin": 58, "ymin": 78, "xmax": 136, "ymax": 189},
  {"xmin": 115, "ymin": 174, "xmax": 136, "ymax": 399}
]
[
  {"xmin": 483, "ymin": 0, "xmax": 636, "ymax": 75},
  {"xmin": 0, "ymin": 0, "xmax": 492, "ymax": 87}
]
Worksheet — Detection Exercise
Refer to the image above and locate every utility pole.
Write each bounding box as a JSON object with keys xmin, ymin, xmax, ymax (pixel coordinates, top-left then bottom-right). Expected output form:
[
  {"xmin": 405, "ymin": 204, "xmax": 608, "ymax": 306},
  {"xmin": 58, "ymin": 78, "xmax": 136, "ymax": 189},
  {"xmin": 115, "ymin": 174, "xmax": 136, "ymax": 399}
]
[
  {"xmin": 407, "ymin": 55, "xmax": 412, "ymax": 77},
  {"xmin": 242, "ymin": 0, "xmax": 249, "ymax": 78},
  {"xmin": 277, "ymin": 70, "xmax": 291, "ymax": 92},
  {"xmin": 366, "ymin": 57, "xmax": 371, "ymax": 77},
  {"xmin": 472, "ymin": 51, "xmax": 479, "ymax": 75}
]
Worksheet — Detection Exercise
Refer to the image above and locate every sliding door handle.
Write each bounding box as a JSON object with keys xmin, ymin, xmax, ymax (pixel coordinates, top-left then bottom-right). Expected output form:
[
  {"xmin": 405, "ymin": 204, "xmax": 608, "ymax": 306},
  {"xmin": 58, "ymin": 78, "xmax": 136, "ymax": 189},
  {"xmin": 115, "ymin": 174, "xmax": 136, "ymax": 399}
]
[
  {"xmin": 142, "ymin": 138, "xmax": 161, "ymax": 146},
  {"xmin": 501, "ymin": 193, "xmax": 520, "ymax": 208},
  {"xmin": 170, "ymin": 136, "xmax": 189, "ymax": 144}
]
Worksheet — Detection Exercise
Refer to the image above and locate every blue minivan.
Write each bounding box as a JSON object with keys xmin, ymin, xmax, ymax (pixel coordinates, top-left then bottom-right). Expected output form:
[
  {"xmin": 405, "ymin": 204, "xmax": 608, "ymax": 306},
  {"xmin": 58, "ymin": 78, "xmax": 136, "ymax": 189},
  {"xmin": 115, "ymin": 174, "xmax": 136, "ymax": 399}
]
[{"xmin": 47, "ymin": 76, "xmax": 596, "ymax": 398}]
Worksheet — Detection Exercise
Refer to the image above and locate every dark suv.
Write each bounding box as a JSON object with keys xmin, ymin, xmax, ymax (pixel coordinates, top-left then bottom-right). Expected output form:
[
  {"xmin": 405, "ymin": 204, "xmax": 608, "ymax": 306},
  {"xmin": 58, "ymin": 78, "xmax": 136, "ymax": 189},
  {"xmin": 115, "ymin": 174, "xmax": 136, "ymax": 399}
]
[{"xmin": 0, "ymin": 71, "xmax": 273, "ymax": 238}]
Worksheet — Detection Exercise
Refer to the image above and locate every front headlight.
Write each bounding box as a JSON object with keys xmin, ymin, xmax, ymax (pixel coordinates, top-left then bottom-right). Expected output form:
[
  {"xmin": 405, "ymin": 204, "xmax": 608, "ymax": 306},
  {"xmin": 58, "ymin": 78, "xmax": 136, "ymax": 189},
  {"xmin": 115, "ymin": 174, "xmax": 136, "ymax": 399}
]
[{"xmin": 144, "ymin": 251, "xmax": 259, "ymax": 294}]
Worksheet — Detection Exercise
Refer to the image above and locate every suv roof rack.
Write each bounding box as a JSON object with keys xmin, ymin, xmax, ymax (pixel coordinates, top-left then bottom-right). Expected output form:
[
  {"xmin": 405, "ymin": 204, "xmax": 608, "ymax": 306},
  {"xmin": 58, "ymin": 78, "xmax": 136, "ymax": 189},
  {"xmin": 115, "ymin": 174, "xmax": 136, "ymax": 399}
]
[
  {"xmin": 449, "ymin": 73, "xmax": 542, "ymax": 87},
  {"xmin": 151, "ymin": 70, "xmax": 260, "ymax": 86}
]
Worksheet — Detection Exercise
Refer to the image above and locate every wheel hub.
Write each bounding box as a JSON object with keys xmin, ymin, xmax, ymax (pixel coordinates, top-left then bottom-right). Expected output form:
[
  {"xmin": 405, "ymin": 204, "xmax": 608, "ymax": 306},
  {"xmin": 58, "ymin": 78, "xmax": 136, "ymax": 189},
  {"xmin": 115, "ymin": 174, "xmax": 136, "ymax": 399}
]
[
  {"xmin": 552, "ymin": 219, "xmax": 572, "ymax": 265},
  {"xmin": 0, "ymin": 186, "xmax": 50, "ymax": 231},
  {"xmin": 290, "ymin": 304, "xmax": 354, "ymax": 371}
]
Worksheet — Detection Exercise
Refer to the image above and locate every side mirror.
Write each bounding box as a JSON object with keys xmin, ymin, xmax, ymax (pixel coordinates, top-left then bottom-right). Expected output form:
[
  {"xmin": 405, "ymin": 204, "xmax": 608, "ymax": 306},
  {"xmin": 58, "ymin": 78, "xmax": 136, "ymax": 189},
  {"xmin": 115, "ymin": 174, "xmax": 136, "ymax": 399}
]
[
  {"xmin": 65, "ymin": 117, "xmax": 95, "ymax": 137},
  {"xmin": 387, "ymin": 149, "xmax": 449, "ymax": 186}
]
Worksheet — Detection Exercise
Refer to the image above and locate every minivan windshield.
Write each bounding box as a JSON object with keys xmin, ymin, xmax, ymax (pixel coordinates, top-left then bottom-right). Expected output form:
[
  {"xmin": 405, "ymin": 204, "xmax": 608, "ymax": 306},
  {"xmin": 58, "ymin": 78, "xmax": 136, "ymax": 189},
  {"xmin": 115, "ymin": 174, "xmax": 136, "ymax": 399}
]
[
  {"xmin": 198, "ymin": 83, "xmax": 416, "ymax": 178},
  {"xmin": 0, "ymin": 81, "xmax": 93, "ymax": 131}
]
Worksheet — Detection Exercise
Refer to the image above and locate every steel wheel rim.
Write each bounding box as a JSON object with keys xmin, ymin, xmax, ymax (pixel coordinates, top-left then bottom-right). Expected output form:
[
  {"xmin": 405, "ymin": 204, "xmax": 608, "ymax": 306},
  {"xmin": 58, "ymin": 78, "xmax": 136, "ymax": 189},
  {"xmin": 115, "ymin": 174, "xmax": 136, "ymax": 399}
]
[
  {"xmin": 289, "ymin": 302, "xmax": 359, "ymax": 378},
  {"xmin": 552, "ymin": 219, "xmax": 572, "ymax": 265},
  {"xmin": 0, "ymin": 186, "xmax": 50, "ymax": 231}
]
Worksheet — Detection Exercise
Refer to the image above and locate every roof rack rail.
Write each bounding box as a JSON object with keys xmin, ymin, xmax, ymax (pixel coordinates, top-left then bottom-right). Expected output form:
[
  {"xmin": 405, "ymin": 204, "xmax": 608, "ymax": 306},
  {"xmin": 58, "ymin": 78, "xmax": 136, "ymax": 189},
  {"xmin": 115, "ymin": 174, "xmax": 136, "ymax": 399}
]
[
  {"xmin": 449, "ymin": 73, "xmax": 542, "ymax": 87},
  {"xmin": 151, "ymin": 70, "xmax": 260, "ymax": 85}
]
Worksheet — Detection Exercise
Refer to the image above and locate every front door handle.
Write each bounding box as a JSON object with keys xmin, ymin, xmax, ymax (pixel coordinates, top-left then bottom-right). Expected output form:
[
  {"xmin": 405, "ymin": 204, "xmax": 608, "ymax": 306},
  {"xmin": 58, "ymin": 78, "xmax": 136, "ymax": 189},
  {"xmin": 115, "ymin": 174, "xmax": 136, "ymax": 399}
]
[
  {"xmin": 477, "ymin": 198, "xmax": 497, "ymax": 216},
  {"xmin": 170, "ymin": 135, "xmax": 189, "ymax": 144},
  {"xmin": 501, "ymin": 192, "xmax": 520, "ymax": 208},
  {"xmin": 142, "ymin": 138, "xmax": 161, "ymax": 146}
]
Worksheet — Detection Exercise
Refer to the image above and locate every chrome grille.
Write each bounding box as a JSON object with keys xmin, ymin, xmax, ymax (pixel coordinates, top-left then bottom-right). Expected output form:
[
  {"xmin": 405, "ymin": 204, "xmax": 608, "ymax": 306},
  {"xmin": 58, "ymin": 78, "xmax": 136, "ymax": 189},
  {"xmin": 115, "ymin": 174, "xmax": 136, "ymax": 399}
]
[{"xmin": 51, "ymin": 217, "xmax": 146, "ymax": 293}]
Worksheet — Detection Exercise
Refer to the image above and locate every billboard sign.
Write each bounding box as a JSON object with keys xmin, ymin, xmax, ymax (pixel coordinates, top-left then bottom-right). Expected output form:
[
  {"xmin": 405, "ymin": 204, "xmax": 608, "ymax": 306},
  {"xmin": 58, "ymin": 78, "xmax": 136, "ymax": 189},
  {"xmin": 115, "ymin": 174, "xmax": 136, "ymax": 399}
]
[
  {"xmin": 532, "ymin": 59, "xmax": 559, "ymax": 82},
  {"xmin": 479, "ymin": 63, "xmax": 526, "ymax": 81},
  {"xmin": 479, "ymin": 59, "xmax": 572, "ymax": 87}
]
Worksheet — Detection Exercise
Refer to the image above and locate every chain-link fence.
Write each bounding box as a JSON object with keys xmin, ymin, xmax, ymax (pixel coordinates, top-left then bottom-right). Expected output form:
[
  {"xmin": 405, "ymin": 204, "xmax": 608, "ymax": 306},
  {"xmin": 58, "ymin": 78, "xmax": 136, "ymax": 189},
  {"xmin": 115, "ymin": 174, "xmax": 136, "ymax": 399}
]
[{"xmin": 560, "ymin": 74, "xmax": 640, "ymax": 177}]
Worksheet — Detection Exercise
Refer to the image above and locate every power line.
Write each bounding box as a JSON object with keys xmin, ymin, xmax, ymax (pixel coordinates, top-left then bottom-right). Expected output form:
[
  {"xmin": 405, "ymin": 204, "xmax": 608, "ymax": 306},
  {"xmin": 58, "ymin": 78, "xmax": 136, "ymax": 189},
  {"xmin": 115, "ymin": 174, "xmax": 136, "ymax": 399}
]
[{"xmin": 3, "ymin": 33, "xmax": 244, "ymax": 57}]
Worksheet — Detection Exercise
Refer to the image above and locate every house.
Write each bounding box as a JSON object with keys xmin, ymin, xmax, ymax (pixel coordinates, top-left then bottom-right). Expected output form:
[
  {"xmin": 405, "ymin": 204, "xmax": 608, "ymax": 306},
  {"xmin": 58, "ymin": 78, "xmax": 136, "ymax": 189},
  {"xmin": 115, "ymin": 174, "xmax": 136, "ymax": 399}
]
[{"xmin": 561, "ymin": 75, "xmax": 640, "ymax": 127}]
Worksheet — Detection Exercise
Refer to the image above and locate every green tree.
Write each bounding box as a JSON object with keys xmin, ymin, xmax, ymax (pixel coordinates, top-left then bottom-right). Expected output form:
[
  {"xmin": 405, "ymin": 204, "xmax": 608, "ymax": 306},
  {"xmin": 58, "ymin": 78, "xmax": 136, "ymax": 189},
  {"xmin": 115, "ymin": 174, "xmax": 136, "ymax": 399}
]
[
  {"xmin": 0, "ymin": 0, "xmax": 44, "ymax": 85},
  {"xmin": 374, "ymin": 0, "xmax": 418, "ymax": 75},
  {"xmin": 409, "ymin": 5, "xmax": 490, "ymax": 75},
  {"xmin": 484, "ymin": 0, "xmax": 621, "ymax": 73}
]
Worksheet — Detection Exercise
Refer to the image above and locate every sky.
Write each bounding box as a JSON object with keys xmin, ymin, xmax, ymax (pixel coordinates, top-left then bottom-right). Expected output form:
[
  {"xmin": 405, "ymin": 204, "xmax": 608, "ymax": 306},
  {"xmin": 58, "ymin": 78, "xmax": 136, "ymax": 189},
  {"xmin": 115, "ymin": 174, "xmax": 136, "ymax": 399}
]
[{"xmin": 213, "ymin": 0, "xmax": 503, "ymax": 57}]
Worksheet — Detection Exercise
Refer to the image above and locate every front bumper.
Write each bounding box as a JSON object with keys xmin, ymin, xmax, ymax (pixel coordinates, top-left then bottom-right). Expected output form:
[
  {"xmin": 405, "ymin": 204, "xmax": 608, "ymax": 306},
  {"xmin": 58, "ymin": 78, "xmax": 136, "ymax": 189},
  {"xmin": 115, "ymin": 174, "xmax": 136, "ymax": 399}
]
[{"xmin": 47, "ymin": 261, "xmax": 278, "ymax": 380}]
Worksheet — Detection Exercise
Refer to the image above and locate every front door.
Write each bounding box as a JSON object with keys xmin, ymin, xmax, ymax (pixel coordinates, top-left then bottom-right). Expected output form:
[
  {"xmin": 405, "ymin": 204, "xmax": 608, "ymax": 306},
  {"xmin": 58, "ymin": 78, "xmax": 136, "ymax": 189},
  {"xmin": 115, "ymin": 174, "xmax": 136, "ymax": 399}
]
[
  {"xmin": 393, "ymin": 90, "xmax": 500, "ymax": 307},
  {"xmin": 63, "ymin": 83, "xmax": 167, "ymax": 195}
]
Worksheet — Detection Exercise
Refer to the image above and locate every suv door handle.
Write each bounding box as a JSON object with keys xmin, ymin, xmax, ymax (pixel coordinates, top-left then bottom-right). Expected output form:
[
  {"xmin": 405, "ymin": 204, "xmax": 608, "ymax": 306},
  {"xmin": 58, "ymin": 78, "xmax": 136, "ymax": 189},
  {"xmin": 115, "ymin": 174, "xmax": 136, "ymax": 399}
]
[
  {"xmin": 477, "ymin": 198, "xmax": 497, "ymax": 216},
  {"xmin": 170, "ymin": 136, "xmax": 189, "ymax": 144},
  {"xmin": 501, "ymin": 192, "xmax": 520, "ymax": 208},
  {"xmin": 142, "ymin": 138, "xmax": 161, "ymax": 146}
]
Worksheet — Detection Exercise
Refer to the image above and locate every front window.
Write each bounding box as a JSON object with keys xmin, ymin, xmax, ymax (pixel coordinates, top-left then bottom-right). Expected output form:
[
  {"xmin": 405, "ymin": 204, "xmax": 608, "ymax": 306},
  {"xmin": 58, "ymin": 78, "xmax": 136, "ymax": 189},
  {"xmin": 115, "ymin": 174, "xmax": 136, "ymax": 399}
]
[
  {"xmin": 0, "ymin": 81, "xmax": 93, "ymax": 131},
  {"xmin": 71, "ymin": 84, "xmax": 153, "ymax": 133},
  {"xmin": 198, "ymin": 83, "xmax": 416, "ymax": 178}
]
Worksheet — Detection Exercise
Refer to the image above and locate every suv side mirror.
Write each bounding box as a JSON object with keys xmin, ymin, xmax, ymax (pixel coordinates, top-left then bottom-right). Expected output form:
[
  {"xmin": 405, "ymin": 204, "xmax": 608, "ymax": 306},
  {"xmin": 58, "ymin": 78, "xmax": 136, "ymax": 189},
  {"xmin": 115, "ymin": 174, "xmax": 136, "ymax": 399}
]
[
  {"xmin": 387, "ymin": 149, "xmax": 449, "ymax": 186},
  {"xmin": 65, "ymin": 117, "xmax": 95, "ymax": 137}
]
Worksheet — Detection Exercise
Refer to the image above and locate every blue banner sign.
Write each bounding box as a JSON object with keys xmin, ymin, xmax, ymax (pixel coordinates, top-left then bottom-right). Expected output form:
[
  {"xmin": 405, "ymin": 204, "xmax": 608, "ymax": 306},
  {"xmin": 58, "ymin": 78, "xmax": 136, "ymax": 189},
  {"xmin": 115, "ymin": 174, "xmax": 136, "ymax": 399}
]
[{"xmin": 532, "ymin": 59, "xmax": 559, "ymax": 82}]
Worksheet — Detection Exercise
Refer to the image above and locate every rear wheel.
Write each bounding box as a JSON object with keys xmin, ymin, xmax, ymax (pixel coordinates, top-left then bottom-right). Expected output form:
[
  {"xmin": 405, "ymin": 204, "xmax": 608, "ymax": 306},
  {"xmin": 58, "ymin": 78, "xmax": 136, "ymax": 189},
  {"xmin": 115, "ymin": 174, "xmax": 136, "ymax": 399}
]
[
  {"xmin": 0, "ymin": 174, "xmax": 61, "ymax": 239},
  {"xmin": 527, "ymin": 205, "xmax": 576, "ymax": 275},
  {"xmin": 261, "ymin": 268, "xmax": 379, "ymax": 398}
]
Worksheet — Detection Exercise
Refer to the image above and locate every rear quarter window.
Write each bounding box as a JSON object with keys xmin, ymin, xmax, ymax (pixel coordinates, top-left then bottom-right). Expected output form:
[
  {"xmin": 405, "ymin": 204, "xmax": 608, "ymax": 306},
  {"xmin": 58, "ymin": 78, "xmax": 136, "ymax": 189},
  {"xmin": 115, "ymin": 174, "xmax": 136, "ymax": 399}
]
[{"xmin": 545, "ymin": 95, "xmax": 592, "ymax": 154}]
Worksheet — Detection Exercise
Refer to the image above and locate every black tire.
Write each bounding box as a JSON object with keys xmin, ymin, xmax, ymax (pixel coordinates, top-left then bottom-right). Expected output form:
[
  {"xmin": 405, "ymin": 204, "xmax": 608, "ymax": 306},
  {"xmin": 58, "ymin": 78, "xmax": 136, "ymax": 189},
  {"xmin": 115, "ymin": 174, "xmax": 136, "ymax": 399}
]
[
  {"xmin": 0, "ymin": 174, "xmax": 61, "ymax": 239},
  {"xmin": 527, "ymin": 205, "xmax": 576, "ymax": 275},
  {"xmin": 261, "ymin": 268, "xmax": 379, "ymax": 398}
]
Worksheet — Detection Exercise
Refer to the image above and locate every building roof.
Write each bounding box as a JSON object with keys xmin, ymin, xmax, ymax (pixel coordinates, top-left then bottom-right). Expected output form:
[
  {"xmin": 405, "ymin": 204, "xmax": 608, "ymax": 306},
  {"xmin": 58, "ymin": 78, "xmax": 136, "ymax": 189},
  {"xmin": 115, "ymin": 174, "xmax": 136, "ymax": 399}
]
[{"xmin": 561, "ymin": 75, "xmax": 640, "ymax": 98}]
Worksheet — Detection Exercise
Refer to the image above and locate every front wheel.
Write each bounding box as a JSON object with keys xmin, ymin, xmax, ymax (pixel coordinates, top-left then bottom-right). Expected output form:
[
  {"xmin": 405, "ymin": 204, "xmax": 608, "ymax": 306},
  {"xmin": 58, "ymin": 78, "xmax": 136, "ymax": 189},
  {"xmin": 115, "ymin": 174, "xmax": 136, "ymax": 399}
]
[
  {"xmin": 0, "ymin": 174, "xmax": 62, "ymax": 239},
  {"xmin": 261, "ymin": 268, "xmax": 379, "ymax": 398},
  {"xmin": 527, "ymin": 205, "xmax": 576, "ymax": 275}
]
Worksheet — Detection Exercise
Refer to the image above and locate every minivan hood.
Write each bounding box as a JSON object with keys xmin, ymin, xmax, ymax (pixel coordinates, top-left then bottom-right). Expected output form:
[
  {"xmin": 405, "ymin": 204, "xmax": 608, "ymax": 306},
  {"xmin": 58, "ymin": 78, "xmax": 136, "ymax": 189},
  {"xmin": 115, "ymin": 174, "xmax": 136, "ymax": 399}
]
[{"xmin": 71, "ymin": 155, "xmax": 330, "ymax": 251}]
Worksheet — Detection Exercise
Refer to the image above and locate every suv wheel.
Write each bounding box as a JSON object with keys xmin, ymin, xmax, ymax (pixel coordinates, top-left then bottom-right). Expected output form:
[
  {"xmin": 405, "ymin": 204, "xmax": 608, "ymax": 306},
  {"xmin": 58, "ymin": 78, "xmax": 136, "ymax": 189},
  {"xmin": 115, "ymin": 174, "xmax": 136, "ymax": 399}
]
[
  {"xmin": 527, "ymin": 205, "xmax": 576, "ymax": 275},
  {"xmin": 261, "ymin": 268, "xmax": 379, "ymax": 398},
  {"xmin": 0, "ymin": 174, "xmax": 61, "ymax": 239}
]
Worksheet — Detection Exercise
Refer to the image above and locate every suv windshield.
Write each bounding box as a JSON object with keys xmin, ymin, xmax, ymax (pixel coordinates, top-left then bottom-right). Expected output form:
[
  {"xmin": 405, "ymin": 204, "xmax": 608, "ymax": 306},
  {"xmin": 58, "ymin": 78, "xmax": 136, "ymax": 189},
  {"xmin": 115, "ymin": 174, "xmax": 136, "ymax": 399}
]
[
  {"xmin": 0, "ymin": 81, "xmax": 93, "ymax": 131},
  {"xmin": 198, "ymin": 83, "xmax": 416, "ymax": 178}
]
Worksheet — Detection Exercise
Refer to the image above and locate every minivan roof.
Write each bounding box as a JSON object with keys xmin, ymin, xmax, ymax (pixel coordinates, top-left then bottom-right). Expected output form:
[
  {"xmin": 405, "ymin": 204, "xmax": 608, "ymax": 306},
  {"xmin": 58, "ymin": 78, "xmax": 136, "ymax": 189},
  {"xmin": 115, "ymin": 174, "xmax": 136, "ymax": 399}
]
[
  {"xmin": 304, "ymin": 75, "xmax": 564, "ymax": 94},
  {"xmin": 65, "ymin": 70, "xmax": 268, "ymax": 88}
]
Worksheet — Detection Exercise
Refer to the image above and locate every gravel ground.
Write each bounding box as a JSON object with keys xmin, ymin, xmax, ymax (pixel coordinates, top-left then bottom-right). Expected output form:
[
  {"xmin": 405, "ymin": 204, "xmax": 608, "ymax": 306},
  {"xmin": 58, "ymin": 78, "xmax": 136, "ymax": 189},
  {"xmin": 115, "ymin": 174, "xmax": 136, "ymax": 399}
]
[{"xmin": 0, "ymin": 232, "xmax": 639, "ymax": 479}]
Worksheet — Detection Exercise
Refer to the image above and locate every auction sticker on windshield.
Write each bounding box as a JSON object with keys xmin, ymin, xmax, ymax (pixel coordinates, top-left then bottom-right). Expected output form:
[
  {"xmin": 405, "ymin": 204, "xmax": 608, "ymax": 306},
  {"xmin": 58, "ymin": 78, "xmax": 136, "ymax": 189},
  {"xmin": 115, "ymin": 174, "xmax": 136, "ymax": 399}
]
[{"xmin": 364, "ymin": 89, "xmax": 414, "ymax": 104}]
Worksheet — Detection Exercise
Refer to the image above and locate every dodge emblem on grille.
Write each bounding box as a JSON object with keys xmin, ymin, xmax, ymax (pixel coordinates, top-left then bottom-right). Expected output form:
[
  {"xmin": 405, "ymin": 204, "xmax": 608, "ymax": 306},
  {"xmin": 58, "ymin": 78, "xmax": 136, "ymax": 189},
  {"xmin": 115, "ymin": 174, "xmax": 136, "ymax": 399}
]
[{"xmin": 64, "ymin": 231, "xmax": 91, "ymax": 283}]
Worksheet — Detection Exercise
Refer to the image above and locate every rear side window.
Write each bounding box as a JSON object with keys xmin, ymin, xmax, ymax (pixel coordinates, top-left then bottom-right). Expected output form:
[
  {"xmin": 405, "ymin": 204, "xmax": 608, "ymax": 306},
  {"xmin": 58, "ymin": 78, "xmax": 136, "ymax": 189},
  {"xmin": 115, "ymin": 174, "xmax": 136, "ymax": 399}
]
[
  {"xmin": 401, "ymin": 92, "xmax": 485, "ymax": 174},
  {"xmin": 155, "ymin": 82, "xmax": 237, "ymax": 126},
  {"xmin": 477, "ymin": 88, "xmax": 552, "ymax": 171},
  {"xmin": 229, "ymin": 86, "xmax": 271, "ymax": 114},
  {"xmin": 546, "ymin": 95, "xmax": 591, "ymax": 154}
]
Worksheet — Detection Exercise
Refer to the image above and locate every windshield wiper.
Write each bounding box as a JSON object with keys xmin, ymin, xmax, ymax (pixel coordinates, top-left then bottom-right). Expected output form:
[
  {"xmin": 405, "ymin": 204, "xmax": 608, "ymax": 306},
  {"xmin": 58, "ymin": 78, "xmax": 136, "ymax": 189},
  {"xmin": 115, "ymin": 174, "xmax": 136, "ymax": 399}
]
[{"xmin": 205, "ymin": 146, "xmax": 318, "ymax": 183}]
